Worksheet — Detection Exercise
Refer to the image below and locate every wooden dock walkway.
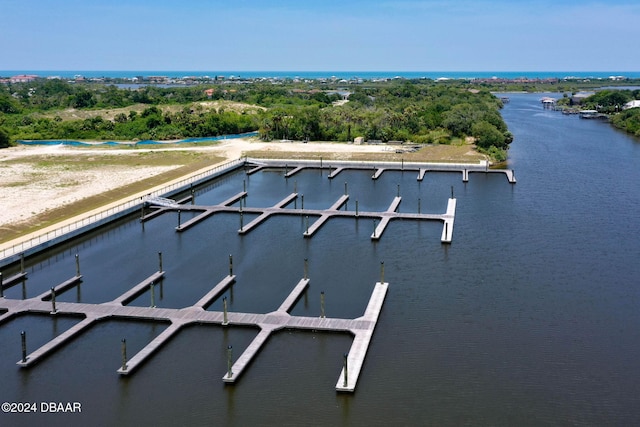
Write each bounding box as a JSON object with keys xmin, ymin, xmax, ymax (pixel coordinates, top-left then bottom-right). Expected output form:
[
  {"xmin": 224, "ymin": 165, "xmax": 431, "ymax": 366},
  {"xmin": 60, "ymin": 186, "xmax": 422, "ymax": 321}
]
[
  {"xmin": 1, "ymin": 273, "xmax": 387, "ymax": 392},
  {"xmin": 175, "ymin": 191, "xmax": 247, "ymax": 232},
  {"xmin": 147, "ymin": 189, "xmax": 455, "ymax": 243},
  {"xmin": 1, "ymin": 271, "xmax": 28, "ymax": 291},
  {"xmin": 139, "ymin": 158, "xmax": 516, "ymax": 243},
  {"xmin": 37, "ymin": 275, "xmax": 83, "ymax": 301},
  {"xmin": 239, "ymin": 193, "xmax": 298, "ymax": 234},
  {"xmin": 243, "ymin": 158, "xmax": 516, "ymax": 184}
]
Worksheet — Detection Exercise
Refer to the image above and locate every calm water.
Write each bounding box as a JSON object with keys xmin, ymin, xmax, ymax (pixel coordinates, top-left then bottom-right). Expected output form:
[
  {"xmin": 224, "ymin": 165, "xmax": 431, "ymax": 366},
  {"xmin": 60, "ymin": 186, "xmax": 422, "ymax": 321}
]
[{"xmin": 1, "ymin": 93, "xmax": 640, "ymax": 426}]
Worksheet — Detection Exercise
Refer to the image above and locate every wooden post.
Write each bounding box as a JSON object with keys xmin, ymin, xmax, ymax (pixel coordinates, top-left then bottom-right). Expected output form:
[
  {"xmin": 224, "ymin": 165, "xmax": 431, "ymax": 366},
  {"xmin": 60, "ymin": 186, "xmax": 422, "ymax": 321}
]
[
  {"xmin": 305, "ymin": 215, "xmax": 309, "ymax": 234},
  {"xmin": 243, "ymin": 179, "xmax": 246, "ymax": 193},
  {"xmin": 451, "ymin": 185, "xmax": 454, "ymax": 199},
  {"xmin": 223, "ymin": 297, "xmax": 228, "ymax": 326},
  {"xmin": 401, "ymin": 158, "xmax": 404, "ymax": 171},
  {"xmin": 320, "ymin": 291, "xmax": 325, "ymax": 318},
  {"xmin": 177, "ymin": 209, "xmax": 181, "ymax": 227},
  {"xmin": 397, "ymin": 184, "xmax": 400, "ymax": 197},
  {"xmin": 304, "ymin": 258, "xmax": 308, "ymax": 280},
  {"xmin": 240, "ymin": 211, "xmax": 244, "ymax": 231},
  {"xmin": 229, "ymin": 254, "xmax": 233, "ymax": 276},
  {"xmin": 20, "ymin": 253, "xmax": 25, "ymax": 274},
  {"xmin": 227, "ymin": 345, "xmax": 233, "ymax": 378},
  {"xmin": 21, "ymin": 331, "xmax": 27, "ymax": 363},
  {"xmin": 150, "ymin": 282, "xmax": 155, "ymax": 308},
  {"xmin": 75, "ymin": 253, "xmax": 80, "ymax": 276},
  {"xmin": 158, "ymin": 252, "xmax": 163, "ymax": 272},
  {"xmin": 418, "ymin": 198, "xmax": 421, "ymax": 214},
  {"xmin": 50, "ymin": 287, "xmax": 57, "ymax": 314},
  {"xmin": 320, "ymin": 157, "xmax": 323, "ymax": 169},
  {"xmin": 373, "ymin": 220, "xmax": 377, "ymax": 238},
  {"xmin": 344, "ymin": 182, "xmax": 347, "ymax": 195},
  {"xmin": 343, "ymin": 353, "xmax": 349, "ymax": 387},
  {"xmin": 355, "ymin": 200, "xmax": 359, "ymax": 217},
  {"xmin": 380, "ymin": 261, "xmax": 385, "ymax": 284},
  {"xmin": 121, "ymin": 338, "xmax": 128, "ymax": 371},
  {"xmin": 191, "ymin": 186, "xmax": 195, "ymax": 205},
  {"xmin": 0, "ymin": 272, "xmax": 3, "ymax": 298},
  {"xmin": 301, "ymin": 194, "xmax": 304, "ymax": 210}
]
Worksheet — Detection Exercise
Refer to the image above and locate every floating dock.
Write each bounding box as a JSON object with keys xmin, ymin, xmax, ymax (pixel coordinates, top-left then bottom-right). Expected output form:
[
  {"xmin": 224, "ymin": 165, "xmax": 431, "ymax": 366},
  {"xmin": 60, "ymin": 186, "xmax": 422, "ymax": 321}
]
[
  {"xmin": 247, "ymin": 159, "xmax": 516, "ymax": 184},
  {"xmin": 1, "ymin": 272, "xmax": 387, "ymax": 392}
]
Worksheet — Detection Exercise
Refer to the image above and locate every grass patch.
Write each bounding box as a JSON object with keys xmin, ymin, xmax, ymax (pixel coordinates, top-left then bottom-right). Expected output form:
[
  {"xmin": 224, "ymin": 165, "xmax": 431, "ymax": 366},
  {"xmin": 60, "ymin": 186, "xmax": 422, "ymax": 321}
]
[{"xmin": 0, "ymin": 152, "xmax": 225, "ymax": 242}]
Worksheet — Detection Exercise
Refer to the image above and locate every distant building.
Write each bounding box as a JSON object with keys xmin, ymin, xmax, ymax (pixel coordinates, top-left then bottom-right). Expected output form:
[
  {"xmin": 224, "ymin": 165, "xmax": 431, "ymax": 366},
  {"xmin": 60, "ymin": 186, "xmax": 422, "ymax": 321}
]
[
  {"xmin": 541, "ymin": 97, "xmax": 556, "ymax": 108},
  {"xmin": 10, "ymin": 74, "xmax": 38, "ymax": 83},
  {"xmin": 571, "ymin": 92, "xmax": 595, "ymax": 105},
  {"xmin": 623, "ymin": 100, "xmax": 640, "ymax": 110}
]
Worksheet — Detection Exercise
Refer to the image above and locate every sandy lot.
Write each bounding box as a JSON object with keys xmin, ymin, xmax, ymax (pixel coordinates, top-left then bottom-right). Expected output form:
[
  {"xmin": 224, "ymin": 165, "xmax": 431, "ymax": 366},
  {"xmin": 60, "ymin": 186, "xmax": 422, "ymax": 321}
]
[{"xmin": 0, "ymin": 139, "xmax": 394, "ymax": 228}]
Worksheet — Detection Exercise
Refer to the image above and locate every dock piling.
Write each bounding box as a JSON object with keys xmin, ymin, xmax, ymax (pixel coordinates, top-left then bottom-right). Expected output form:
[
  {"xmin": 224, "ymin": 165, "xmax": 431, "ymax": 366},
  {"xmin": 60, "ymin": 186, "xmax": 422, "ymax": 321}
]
[
  {"xmin": 240, "ymin": 212, "xmax": 244, "ymax": 231},
  {"xmin": 21, "ymin": 331, "xmax": 27, "ymax": 363},
  {"xmin": 229, "ymin": 254, "xmax": 233, "ymax": 276},
  {"xmin": 451, "ymin": 186, "xmax": 454, "ymax": 199},
  {"xmin": 320, "ymin": 291, "xmax": 325, "ymax": 318},
  {"xmin": 50, "ymin": 287, "xmax": 57, "ymax": 314},
  {"xmin": 301, "ymin": 194, "xmax": 304, "ymax": 210},
  {"xmin": 223, "ymin": 297, "xmax": 228, "ymax": 326},
  {"xmin": 177, "ymin": 210, "xmax": 181, "ymax": 227},
  {"xmin": 305, "ymin": 216, "xmax": 309, "ymax": 234},
  {"xmin": 150, "ymin": 282, "xmax": 155, "ymax": 308},
  {"xmin": 75, "ymin": 253, "xmax": 80, "ymax": 276},
  {"xmin": 121, "ymin": 338, "xmax": 128, "ymax": 372},
  {"xmin": 380, "ymin": 261, "xmax": 385, "ymax": 284},
  {"xmin": 355, "ymin": 200, "xmax": 359, "ymax": 217},
  {"xmin": 397, "ymin": 184, "xmax": 400, "ymax": 197},
  {"xmin": 304, "ymin": 258, "xmax": 308, "ymax": 280},
  {"xmin": 373, "ymin": 220, "xmax": 377, "ymax": 238},
  {"xmin": 227, "ymin": 345, "xmax": 233, "ymax": 378},
  {"xmin": 418, "ymin": 198, "xmax": 421, "ymax": 214},
  {"xmin": 344, "ymin": 182, "xmax": 348, "ymax": 195},
  {"xmin": 20, "ymin": 253, "xmax": 25, "ymax": 274},
  {"xmin": 243, "ymin": 179, "xmax": 246, "ymax": 192},
  {"xmin": 343, "ymin": 353, "xmax": 349, "ymax": 387},
  {"xmin": 158, "ymin": 252, "xmax": 163, "ymax": 272},
  {"xmin": 0, "ymin": 272, "xmax": 3, "ymax": 298}
]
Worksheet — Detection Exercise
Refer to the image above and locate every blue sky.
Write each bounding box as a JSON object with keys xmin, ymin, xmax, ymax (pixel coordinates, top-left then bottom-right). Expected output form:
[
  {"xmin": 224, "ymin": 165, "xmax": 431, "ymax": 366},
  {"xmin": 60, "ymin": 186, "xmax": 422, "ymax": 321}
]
[{"xmin": 2, "ymin": 0, "xmax": 639, "ymax": 71}]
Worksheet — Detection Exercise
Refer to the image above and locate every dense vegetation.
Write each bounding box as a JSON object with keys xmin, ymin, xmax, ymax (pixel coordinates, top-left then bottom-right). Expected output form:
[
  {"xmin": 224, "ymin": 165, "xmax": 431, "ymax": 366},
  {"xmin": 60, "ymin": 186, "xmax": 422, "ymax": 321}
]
[
  {"xmin": 579, "ymin": 90, "xmax": 640, "ymax": 137},
  {"xmin": 2, "ymin": 78, "xmax": 516, "ymax": 159}
]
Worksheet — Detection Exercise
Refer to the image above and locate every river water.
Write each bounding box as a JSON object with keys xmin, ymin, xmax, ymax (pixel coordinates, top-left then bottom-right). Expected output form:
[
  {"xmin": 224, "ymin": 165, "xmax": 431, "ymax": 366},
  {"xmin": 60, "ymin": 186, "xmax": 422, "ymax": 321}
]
[{"xmin": 1, "ymin": 93, "xmax": 639, "ymax": 426}]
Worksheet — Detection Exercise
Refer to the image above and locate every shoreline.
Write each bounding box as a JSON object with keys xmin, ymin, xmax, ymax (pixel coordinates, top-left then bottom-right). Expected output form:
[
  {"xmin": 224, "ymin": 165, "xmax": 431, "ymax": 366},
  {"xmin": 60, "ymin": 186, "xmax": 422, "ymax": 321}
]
[{"xmin": 0, "ymin": 138, "xmax": 488, "ymax": 246}]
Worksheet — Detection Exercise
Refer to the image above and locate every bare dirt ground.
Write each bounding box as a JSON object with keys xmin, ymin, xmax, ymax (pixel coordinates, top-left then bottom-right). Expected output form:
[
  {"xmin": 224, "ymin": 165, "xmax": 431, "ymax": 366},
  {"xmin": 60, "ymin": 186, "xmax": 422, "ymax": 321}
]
[{"xmin": 0, "ymin": 138, "xmax": 484, "ymax": 243}]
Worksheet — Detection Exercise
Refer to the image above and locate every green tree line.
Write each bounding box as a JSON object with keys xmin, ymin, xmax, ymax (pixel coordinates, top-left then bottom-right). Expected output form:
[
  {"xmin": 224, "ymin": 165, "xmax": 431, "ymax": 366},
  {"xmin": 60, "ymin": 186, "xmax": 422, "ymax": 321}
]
[{"xmin": 0, "ymin": 78, "xmax": 514, "ymax": 158}]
